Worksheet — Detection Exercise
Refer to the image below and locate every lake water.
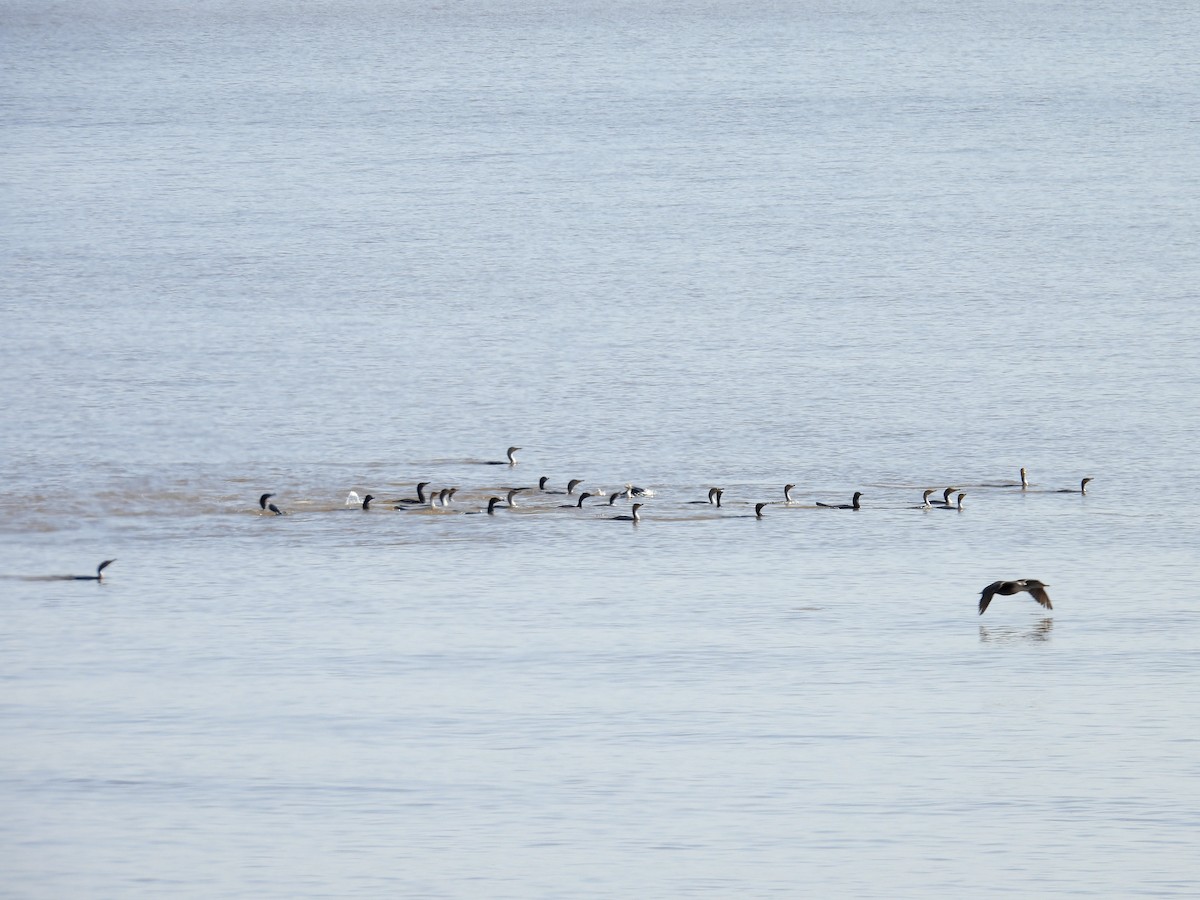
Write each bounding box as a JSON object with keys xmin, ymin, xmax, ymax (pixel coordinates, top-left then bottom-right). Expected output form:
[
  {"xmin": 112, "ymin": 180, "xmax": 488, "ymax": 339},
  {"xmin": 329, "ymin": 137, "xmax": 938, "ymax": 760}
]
[{"xmin": 2, "ymin": 0, "xmax": 1199, "ymax": 895}]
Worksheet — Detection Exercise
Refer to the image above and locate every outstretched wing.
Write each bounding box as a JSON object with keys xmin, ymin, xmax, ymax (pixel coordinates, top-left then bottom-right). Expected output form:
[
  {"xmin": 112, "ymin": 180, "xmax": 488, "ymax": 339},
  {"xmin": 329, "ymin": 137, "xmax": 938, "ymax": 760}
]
[
  {"xmin": 97, "ymin": 559, "xmax": 116, "ymax": 574},
  {"xmin": 979, "ymin": 582, "xmax": 1001, "ymax": 615},
  {"xmin": 1028, "ymin": 583, "xmax": 1052, "ymax": 610}
]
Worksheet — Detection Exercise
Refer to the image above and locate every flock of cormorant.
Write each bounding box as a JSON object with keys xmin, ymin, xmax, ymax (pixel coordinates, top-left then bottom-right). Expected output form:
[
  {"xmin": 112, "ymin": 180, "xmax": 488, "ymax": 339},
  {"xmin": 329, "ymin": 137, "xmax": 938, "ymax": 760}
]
[
  {"xmin": 250, "ymin": 451, "xmax": 1091, "ymax": 616},
  {"xmin": 32, "ymin": 452, "xmax": 1090, "ymax": 615}
]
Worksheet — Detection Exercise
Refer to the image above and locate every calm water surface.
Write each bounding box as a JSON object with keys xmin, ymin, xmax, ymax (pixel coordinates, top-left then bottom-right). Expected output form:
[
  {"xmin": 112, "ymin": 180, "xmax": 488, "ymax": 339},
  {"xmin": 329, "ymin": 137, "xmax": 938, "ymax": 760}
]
[{"xmin": 2, "ymin": 0, "xmax": 1199, "ymax": 895}]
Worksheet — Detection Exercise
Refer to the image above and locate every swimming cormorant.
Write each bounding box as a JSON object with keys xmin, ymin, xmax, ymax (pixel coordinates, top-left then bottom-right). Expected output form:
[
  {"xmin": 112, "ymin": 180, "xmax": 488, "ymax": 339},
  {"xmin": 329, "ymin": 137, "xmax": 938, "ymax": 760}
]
[
  {"xmin": 938, "ymin": 492, "xmax": 966, "ymax": 510},
  {"xmin": 612, "ymin": 503, "xmax": 642, "ymax": 523},
  {"xmin": 931, "ymin": 487, "xmax": 958, "ymax": 507},
  {"xmin": 816, "ymin": 492, "xmax": 862, "ymax": 510},
  {"xmin": 395, "ymin": 482, "xmax": 431, "ymax": 505},
  {"xmin": 485, "ymin": 446, "xmax": 521, "ymax": 465},
  {"xmin": 1057, "ymin": 477, "xmax": 1093, "ymax": 494},
  {"xmin": 73, "ymin": 560, "xmax": 116, "ymax": 581}
]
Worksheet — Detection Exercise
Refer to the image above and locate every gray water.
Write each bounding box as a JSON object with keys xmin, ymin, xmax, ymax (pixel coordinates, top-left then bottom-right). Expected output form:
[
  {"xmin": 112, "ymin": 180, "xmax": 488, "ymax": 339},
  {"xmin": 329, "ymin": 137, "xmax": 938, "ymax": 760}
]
[{"xmin": 3, "ymin": 0, "xmax": 1199, "ymax": 895}]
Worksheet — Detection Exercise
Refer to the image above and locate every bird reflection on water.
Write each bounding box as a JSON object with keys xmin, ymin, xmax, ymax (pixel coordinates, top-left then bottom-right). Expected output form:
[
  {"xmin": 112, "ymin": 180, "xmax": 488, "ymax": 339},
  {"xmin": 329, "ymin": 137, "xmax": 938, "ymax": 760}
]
[{"xmin": 979, "ymin": 618, "xmax": 1054, "ymax": 644}]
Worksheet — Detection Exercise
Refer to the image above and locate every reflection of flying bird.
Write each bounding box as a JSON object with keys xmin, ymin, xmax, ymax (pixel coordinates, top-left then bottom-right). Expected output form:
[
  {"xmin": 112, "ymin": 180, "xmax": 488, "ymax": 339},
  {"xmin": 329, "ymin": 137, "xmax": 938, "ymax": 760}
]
[{"xmin": 978, "ymin": 579, "xmax": 1052, "ymax": 615}]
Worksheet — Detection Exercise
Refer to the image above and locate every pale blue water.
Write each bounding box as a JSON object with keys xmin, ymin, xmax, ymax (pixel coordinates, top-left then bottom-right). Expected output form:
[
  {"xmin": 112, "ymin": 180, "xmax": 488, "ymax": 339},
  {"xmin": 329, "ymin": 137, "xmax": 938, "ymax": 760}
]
[{"xmin": 3, "ymin": 0, "xmax": 1199, "ymax": 896}]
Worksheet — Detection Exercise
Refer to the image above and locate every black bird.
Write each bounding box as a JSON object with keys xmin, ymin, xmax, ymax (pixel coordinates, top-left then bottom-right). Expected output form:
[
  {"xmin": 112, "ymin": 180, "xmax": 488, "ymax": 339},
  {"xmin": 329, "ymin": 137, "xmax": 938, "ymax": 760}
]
[
  {"xmin": 259, "ymin": 493, "xmax": 274, "ymax": 510},
  {"xmin": 726, "ymin": 503, "xmax": 767, "ymax": 519},
  {"xmin": 937, "ymin": 492, "xmax": 966, "ymax": 510},
  {"xmin": 978, "ymin": 579, "xmax": 1052, "ymax": 615},
  {"xmin": 612, "ymin": 503, "xmax": 642, "ymax": 523},
  {"xmin": 395, "ymin": 482, "xmax": 431, "ymax": 506},
  {"xmin": 464, "ymin": 497, "xmax": 504, "ymax": 515},
  {"xmin": 1057, "ymin": 477, "xmax": 1093, "ymax": 494},
  {"xmin": 539, "ymin": 476, "xmax": 583, "ymax": 495},
  {"xmin": 930, "ymin": 487, "xmax": 958, "ymax": 507},
  {"xmin": 485, "ymin": 446, "xmax": 521, "ymax": 465},
  {"xmin": 816, "ymin": 492, "xmax": 863, "ymax": 510},
  {"xmin": 362, "ymin": 494, "xmax": 375, "ymax": 510},
  {"xmin": 73, "ymin": 559, "xmax": 116, "ymax": 581}
]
